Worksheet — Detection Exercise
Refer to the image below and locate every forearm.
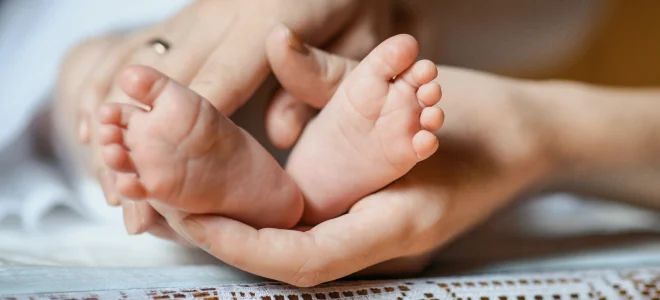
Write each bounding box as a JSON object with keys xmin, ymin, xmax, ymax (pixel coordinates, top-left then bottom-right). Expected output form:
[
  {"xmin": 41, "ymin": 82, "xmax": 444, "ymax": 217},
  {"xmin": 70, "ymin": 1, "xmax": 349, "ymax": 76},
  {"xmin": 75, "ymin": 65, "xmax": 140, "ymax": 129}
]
[
  {"xmin": 533, "ymin": 81, "xmax": 660, "ymax": 172},
  {"xmin": 528, "ymin": 80, "xmax": 660, "ymax": 206},
  {"xmin": 558, "ymin": 169, "xmax": 660, "ymax": 210}
]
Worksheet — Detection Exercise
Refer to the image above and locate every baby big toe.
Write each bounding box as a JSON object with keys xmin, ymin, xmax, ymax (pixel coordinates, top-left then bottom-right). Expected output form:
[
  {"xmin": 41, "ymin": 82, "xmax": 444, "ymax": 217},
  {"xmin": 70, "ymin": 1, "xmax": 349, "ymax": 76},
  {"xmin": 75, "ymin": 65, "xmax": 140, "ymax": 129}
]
[
  {"xmin": 98, "ymin": 103, "xmax": 142, "ymax": 128},
  {"xmin": 357, "ymin": 34, "xmax": 419, "ymax": 81},
  {"xmin": 118, "ymin": 66, "xmax": 171, "ymax": 108}
]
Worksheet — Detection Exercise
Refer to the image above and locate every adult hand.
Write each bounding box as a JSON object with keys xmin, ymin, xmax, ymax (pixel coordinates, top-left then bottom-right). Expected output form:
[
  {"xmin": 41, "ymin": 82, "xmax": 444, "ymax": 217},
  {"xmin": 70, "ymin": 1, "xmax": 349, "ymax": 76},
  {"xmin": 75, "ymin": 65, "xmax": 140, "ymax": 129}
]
[
  {"xmin": 161, "ymin": 29, "xmax": 559, "ymax": 286},
  {"xmin": 68, "ymin": 0, "xmax": 390, "ymax": 233}
]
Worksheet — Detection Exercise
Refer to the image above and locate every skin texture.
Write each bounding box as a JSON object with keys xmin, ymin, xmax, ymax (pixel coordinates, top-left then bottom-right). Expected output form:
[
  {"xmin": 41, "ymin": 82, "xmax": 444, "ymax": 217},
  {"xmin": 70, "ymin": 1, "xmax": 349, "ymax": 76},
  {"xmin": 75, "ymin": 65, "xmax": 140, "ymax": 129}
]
[
  {"xmin": 168, "ymin": 64, "xmax": 553, "ymax": 286},
  {"xmin": 54, "ymin": 3, "xmax": 660, "ymax": 288},
  {"xmin": 283, "ymin": 34, "xmax": 444, "ymax": 224},
  {"xmin": 97, "ymin": 66, "xmax": 304, "ymax": 229},
  {"xmin": 96, "ymin": 34, "xmax": 443, "ymax": 229},
  {"xmin": 166, "ymin": 34, "xmax": 660, "ymax": 286},
  {"xmin": 70, "ymin": 0, "xmax": 390, "ymax": 234},
  {"xmin": 56, "ymin": 29, "xmax": 548, "ymax": 284}
]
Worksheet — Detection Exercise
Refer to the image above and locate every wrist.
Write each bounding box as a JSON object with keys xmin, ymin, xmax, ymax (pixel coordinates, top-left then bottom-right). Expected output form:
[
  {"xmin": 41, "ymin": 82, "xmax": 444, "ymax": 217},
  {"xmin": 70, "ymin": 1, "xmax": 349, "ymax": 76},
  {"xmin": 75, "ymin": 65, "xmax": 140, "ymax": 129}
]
[
  {"xmin": 522, "ymin": 79, "xmax": 660, "ymax": 181},
  {"xmin": 518, "ymin": 80, "xmax": 603, "ymax": 182}
]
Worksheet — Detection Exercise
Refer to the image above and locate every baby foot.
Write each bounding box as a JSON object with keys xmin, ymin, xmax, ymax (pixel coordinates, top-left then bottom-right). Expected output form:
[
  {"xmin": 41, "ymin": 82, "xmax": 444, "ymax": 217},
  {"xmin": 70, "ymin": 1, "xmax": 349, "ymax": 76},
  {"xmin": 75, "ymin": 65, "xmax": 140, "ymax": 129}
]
[
  {"xmin": 97, "ymin": 66, "xmax": 303, "ymax": 229},
  {"xmin": 286, "ymin": 34, "xmax": 444, "ymax": 224}
]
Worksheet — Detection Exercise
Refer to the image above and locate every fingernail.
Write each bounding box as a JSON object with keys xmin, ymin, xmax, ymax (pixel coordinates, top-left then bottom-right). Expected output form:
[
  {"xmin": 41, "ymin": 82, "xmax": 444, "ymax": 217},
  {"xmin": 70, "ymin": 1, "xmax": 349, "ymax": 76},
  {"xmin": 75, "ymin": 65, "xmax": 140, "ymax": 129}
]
[
  {"xmin": 286, "ymin": 28, "xmax": 309, "ymax": 55},
  {"xmin": 180, "ymin": 219, "xmax": 207, "ymax": 249},
  {"xmin": 123, "ymin": 201, "xmax": 142, "ymax": 235}
]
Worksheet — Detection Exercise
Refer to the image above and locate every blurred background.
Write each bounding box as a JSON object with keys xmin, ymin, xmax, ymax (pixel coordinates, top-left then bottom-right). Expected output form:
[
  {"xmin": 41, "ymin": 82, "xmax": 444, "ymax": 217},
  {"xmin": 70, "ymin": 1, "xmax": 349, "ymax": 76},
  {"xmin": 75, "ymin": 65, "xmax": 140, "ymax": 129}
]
[{"xmin": 537, "ymin": 0, "xmax": 660, "ymax": 86}]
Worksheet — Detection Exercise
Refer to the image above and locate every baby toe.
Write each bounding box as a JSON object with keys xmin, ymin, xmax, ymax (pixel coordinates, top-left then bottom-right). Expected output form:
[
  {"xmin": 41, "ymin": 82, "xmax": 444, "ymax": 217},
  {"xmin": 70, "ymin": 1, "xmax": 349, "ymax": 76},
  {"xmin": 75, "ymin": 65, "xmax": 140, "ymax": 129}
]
[
  {"xmin": 102, "ymin": 144, "xmax": 135, "ymax": 172},
  {"xmin": 116, "ymin": 173, "xmax": 147, "ymax": 199},
  {"xmin": 396, "ymin": 59, "xmax": 438, "ymax": 90},
  {"xmin": 417, "ymin": 82, "xmax": 442, "ymax": 107},
  {"xmin": 412, "ymin": 130, "xmax": 439, "ymax": 161},
  {"xmin": 98, "ymin": 103, "xmax": 143, "ymax": 128},
  {"xmin": 98, "ymin": 169, "xmax": 121, "ymax": 206},
  {"xmin": 420, "ymin": 107, "xmax": 445, "ymax": 132},
  {"xmin": 118, "ymin": 65, "xmax": 169, "ymax": 108},
  {"xmin": 98, "ymin": 125, "xmax": 124, "ymax": 145},
  {"xmin": 411, "ymin": 60, "xmax": 438, "ymax": 85},
  {"xmin": 97, "ymin": 103, "xmax": 123, "ymax": 125},
  {"xmin": 356, "ymin": 34, "xmax": 419, "ymax": 81}
]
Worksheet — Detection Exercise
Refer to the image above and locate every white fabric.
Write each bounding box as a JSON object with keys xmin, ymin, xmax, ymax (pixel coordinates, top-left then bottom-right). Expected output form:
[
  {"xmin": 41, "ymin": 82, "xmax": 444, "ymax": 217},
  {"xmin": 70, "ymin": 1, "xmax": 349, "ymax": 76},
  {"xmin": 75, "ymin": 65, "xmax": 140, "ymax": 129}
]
[
  {"xmin": 0, "ymin": 0, "xmax": 191, "ymax": 221},
  {"xmin": 0, "ymin": 0, "xmax": 207, "ymax": 268},
  {"xmin": 4, "ymin": 267, "xmax": 660, "ymax": 299},
  {"xmin": 0, "ymin": 0, "xmax": 189, "ymax": 150}
]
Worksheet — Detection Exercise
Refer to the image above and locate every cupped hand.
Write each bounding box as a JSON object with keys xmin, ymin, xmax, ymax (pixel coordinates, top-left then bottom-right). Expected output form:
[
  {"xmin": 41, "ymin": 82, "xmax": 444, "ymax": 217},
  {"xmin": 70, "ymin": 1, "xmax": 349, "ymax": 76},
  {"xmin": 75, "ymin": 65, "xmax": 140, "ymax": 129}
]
[
  {"xmin": 68, "ymin": 0, "xmax": 390, "ymax": 233},
  {"xmin": 157, "ymin": 27, "xmax": 557, "ymax": 286}
]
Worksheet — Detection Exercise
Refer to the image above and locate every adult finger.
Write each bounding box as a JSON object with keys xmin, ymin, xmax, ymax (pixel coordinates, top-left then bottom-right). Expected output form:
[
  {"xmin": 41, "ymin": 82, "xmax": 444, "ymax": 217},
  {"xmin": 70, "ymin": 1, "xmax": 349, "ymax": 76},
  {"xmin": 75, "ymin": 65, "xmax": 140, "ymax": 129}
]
[
  {"xmin": 263, "ymin": 0, "xmax": 385, "ymax": 148},
  {"xmin": 188, "ymin": 0, "xmax": 358, "ymax": 115},
  {"xmin": 176, "ymin": 183, "xmax": 441, "ymax": 287},
  {"xmin": 324, "ymin": 0, "xmax": 386, "ymax": 60},
  {"xmin": 264, "ymin": 25, "xmax": 358, "ymax": 148},
  {"xmin": 57, "ymin": 36, "xmax": 118, "ymax": 144},
  {"xmin": 264, "ymin": 88, "xmax": 317, "ymax": 149},
  {"xmin": 77, "ymin": 30, "xmax": 155, "ymax": 116},
  {"xmin": 72, "ymin": 35, "xmax": 125, "ymax": 143},
  {"xmin": 146, "ymin": 216, "xmax": 195, "ymax": 247},
  {"xmin": 75, "ymin": 31, "xmax": 157, "ymax": 207},
  {"xmin": 266, "ymin": 24, "xmax": 358, "ymax": 109},
  {"xmin": 97, "ymin": 169, "xmax": 120, "ymax": 206},
  {"xmin": 103, "ymin": 7, "xmax": 219, "ymax": 105},
  {"xmin": 96, "ymin": 21, "xmax": 208, "ymax": 229},
  {"xmin": 121, "ymin": 199, "xmax": 196, "ymax": 246},
  {"xmin": 122, "ymin": 200, "xmax": 161, "ymax": 235}
]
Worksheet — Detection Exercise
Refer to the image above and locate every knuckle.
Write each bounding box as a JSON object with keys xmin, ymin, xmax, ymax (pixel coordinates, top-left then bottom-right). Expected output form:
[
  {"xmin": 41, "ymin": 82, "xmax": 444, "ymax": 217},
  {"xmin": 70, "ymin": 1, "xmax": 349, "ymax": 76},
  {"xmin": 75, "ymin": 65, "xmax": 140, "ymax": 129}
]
[
  {"xmin": 288, "ymin": 246, "xmax": 328, "ymax": 287},
  {"xmin": 224, "ymin": 253, "xmax": 246, "ymax": 271},
  {"xmin": 203, "ymin": 234, "xmax": 246, "ymax": 270}
]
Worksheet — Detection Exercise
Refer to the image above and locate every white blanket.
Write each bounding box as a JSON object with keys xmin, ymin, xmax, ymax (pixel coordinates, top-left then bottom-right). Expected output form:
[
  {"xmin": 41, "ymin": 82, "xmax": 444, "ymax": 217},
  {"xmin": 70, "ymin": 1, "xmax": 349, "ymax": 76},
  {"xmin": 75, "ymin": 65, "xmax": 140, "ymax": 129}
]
[
  {"xmin": 4, "ymin": 266, "xmax": 660, "ymax": 298},
  {"xmin": 0, "ymin": 0, "xmax": 206, "ymax": 267}
]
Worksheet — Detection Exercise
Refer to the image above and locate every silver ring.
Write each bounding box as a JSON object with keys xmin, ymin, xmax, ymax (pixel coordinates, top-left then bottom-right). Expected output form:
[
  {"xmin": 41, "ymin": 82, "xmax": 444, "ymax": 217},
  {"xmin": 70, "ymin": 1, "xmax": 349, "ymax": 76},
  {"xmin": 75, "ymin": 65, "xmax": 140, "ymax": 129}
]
[{"xmin": 147, "ymin": 38, "xmax": 170, "ymax": 55}]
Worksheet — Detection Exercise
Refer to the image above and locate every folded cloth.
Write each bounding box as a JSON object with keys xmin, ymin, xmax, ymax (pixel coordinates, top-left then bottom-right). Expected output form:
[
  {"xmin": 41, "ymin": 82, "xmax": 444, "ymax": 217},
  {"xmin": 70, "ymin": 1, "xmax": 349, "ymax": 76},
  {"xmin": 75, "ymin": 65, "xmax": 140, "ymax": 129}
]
[
  {"xmin": 0, "ymin": 0, "xmax": 211, "ymax": 268},
  {"xmin": 0, "ymin": 0, "xmax": 191, "ymax": 231},
  {"xmin": 0, "ymin": 0, "xmax": 189, "ymax": 151},
  {"xmin": 0, "ymin": 130, "xmax": 75, "ymax": 232}
]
